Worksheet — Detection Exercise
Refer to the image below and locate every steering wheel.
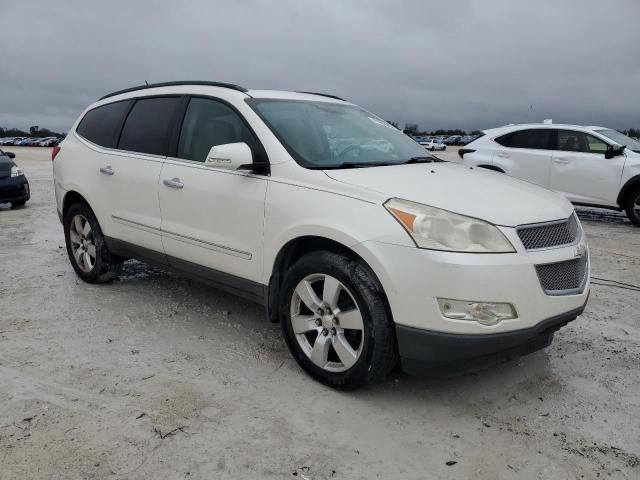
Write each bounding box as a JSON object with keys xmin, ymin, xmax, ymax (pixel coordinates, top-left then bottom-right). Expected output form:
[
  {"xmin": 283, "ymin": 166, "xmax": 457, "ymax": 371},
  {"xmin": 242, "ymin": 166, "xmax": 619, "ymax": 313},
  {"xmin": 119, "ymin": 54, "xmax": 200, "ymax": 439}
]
[{"xmin": 336, "ymin": 144, "xmax": 360, "ymax": 159}]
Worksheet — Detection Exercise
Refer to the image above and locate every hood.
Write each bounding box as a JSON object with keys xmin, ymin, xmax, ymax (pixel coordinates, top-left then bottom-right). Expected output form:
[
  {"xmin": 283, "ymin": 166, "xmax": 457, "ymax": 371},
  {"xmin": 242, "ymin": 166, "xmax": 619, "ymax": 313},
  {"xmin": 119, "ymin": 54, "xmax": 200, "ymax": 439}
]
[{"xmin": 323, "ymin": 162, "xmax": 574, "ymax": 227}]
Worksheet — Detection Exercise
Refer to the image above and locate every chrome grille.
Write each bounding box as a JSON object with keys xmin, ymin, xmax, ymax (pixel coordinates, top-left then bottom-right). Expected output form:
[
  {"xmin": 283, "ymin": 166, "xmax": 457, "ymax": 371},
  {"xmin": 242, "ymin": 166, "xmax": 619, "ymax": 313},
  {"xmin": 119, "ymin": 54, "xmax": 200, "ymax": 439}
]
[
  {"xmin": 535, "ymin": 254, "xmax": 588, "ymax": 296},
  {"xmin": 517, "ymin": 215, "xmax": 579, "ymax": 250}
]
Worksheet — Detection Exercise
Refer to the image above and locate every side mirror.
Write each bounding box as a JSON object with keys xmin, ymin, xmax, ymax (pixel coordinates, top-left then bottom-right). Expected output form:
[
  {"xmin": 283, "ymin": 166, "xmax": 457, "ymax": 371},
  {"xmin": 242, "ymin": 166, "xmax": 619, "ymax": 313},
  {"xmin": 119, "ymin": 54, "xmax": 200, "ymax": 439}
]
[
  {"xmin": 205, "ymin": 142, "xmax": 269, "ymax": 174},
  {"xmin": 605, "ymin": 144, "xmax": 625, "ymax": 159},
  {"xmin": 5, "ymin": 151, "xmax": 15, "ymax": 159},
  {"xmin": 205, "ymin": 142, "xmax": 252, "ymax": 170}
]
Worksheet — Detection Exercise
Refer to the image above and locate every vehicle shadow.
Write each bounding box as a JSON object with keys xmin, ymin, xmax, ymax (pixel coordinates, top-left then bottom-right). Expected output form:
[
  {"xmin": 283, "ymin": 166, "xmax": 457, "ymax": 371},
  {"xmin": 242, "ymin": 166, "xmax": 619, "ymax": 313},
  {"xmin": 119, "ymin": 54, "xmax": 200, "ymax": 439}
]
[{"xmin": 575, "ymin": 206, "xmax": 629, "ymax": 225}]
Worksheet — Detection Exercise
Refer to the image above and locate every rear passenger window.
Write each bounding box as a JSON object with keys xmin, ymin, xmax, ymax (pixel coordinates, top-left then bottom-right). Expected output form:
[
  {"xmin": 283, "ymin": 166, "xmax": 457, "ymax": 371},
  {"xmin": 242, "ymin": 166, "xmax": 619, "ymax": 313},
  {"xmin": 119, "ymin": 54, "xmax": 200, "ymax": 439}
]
[
  {"xmin": 177, "ymin": 98, "xmax": 255, "ymax": 162},
  {"xmin": 496, "ymin": 129, "xmax": 552, "ymax": 150},
  {"xmin": 76, "ymin": 100, "xmax": 132, "ymax": 148},
  {"xmin": 557, "ymin": 130, "xmax": 589, "ymax": 153},
  {"xmin": 118, "ymin": 97, "xmax": 181, "ymax": 156}
]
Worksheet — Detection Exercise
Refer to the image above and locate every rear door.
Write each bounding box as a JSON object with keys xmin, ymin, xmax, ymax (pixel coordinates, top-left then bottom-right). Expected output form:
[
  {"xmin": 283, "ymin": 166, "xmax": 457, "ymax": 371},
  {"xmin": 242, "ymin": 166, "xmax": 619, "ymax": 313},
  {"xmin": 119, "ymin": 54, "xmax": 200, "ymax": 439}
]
[
  {"xmin": 158, "ymin": 96, "xmax": 268, "ymax": 290},
  {"xmin": 493, "ymin": 128, "xmax": 554, "ymax": 187},
  {"xmin": 101, "ymin": 96, "xmax": 183, "ymax": 256},
  {"xmin": 550, "ymin": 129, "xmax": 625, "ymax": 206}
]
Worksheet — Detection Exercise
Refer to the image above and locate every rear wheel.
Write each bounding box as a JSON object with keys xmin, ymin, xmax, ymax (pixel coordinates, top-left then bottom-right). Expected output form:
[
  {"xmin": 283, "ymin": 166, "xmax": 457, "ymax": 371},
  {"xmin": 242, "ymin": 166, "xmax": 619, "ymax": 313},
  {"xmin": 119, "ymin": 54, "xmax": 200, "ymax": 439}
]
[
  {"xmin": 624, "ymin": 186, "xmax": 640, "ymax": 226},
  {"xmin": 10, "ymin": 199, "xmax": 27, "ymax": 208},
  {"xmin": 64, "ymin": 202, "xmax": 123, "ymax": 283},
  {"xmin": 280, "ymin": 251, "xmax": 397, "ymax": 389}
]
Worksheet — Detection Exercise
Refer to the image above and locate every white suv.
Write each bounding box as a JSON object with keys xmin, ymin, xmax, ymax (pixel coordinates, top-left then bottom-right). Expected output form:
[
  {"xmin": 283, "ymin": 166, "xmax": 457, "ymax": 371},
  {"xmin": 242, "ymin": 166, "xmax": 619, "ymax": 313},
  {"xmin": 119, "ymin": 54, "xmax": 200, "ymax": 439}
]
[
  {"xmin": 459, "ymin": 124, "xmax": 640, "ymax": 225},
  {"xmin": 53, "ymin": 82, "xmax": 590, "ymax": 389}
]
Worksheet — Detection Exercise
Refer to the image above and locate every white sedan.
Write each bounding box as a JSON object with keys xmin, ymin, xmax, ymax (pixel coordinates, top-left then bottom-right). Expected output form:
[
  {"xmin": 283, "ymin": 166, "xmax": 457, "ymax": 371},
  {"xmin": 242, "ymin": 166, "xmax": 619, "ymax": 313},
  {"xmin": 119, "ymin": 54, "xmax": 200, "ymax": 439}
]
[{"xmin": 420, "ymin": 139, "xmax": 446, "ymax": 151}]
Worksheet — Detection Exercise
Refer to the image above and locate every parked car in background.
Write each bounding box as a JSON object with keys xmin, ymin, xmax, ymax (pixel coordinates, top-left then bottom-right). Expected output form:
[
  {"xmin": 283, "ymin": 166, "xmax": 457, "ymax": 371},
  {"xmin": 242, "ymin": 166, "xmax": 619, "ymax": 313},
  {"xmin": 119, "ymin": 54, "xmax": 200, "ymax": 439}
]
[
  {"xmin": 3, "ymin": 137, "xmax": 26, "ymax": 146},
  {"xmin": 0, "ymin": 148, "xmax": 30, "ymax": 207},
  {"xmin": 420, "ymin": 138, "xmax": 446, "ymax": 151},
  {"xmin": 444, "ymin": 135, "xmax": 461, "ymax": 145},
  {"xmin": 53, "ymin": 81, "xmax": 589, "ymax": 388},
  {"xmin": 38, "ymin": 137, "xmax": 60, "ymax": 147},
  {"xmin": 459, "ymin": 123, "xmax": 640, "ymax": 225},
  {"xmin": 458, "ymin": 135, "xmax": 475, "ymax": 145}
]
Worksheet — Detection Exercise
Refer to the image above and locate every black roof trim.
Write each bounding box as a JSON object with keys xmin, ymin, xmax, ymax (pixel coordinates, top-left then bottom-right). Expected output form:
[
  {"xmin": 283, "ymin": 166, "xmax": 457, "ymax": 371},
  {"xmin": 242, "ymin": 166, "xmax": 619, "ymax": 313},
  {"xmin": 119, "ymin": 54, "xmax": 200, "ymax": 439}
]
[
  {"xmin": 99, "ymin": 81, "xmax": 249, "ymax": 100},
  {"xmin": 297, "ymin": 91, "xmax": 346, "ymax": 101}
]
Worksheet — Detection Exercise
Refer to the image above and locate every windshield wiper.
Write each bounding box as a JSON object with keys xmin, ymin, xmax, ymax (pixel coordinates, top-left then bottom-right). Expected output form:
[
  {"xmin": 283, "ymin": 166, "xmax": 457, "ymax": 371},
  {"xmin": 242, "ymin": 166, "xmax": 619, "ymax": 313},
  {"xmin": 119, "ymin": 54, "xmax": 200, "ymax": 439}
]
[
  {"xmin": 406, "ymin": 156, "xmax": 436, "ymax": 164},
  {"xmin": 319, "ymin": 161, "xmax": 397, "ymax": 170}
]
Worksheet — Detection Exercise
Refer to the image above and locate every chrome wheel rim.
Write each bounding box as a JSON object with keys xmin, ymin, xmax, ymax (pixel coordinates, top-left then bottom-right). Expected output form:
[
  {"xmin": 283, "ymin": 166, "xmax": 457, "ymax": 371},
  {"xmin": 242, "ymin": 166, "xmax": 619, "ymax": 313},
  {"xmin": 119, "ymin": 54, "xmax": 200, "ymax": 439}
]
[
  {"xmin": 69, "ymin": 214, "xmax": 96, "ymax": 273},
  {"xmin": 290, "ymin": 274, "xmax": 364, "ymax": 373}
]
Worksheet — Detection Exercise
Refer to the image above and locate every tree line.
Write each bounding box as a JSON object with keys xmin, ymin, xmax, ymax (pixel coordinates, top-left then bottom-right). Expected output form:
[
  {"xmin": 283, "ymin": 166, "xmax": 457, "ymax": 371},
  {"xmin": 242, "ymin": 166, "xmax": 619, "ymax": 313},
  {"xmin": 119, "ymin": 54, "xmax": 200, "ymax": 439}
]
[{"xmin": 0, "ymin": 126, "xmax": 66, "ymax": 138}]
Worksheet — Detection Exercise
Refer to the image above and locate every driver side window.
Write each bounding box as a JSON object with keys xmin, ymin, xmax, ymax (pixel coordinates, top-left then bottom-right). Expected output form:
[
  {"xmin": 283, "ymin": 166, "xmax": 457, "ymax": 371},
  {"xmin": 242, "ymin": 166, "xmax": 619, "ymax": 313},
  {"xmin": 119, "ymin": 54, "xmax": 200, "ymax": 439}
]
[
  {"xmin": 177, "ymin": 98, "xmax": 254, "ymax": 162},
  {"xmin": 586, "ymin": 134, "xmax": 608, "ymax": 154}
]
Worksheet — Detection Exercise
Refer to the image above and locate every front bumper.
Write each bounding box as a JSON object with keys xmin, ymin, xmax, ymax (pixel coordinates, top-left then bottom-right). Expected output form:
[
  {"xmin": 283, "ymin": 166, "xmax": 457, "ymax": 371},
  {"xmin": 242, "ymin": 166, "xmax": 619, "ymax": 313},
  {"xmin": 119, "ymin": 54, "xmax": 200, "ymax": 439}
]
[
  {"xmin": 351, "ymin": 233, "xmax": 590, "ymax": 370},
  {"xmin": 396, "ymin": 300, "xmax": 586, "ymax": 375},
  {"xmin": 0, "ymin": 175, "xmax": 30, "ymax": 204}
]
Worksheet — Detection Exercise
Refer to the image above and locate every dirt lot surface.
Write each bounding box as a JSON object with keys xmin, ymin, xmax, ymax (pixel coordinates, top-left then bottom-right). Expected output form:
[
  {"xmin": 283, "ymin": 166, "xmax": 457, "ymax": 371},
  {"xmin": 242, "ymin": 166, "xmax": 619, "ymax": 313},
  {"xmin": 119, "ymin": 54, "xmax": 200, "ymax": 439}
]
[{"xmin": 1, "ymin": 147, "xmax": 639, "ymax": 479}]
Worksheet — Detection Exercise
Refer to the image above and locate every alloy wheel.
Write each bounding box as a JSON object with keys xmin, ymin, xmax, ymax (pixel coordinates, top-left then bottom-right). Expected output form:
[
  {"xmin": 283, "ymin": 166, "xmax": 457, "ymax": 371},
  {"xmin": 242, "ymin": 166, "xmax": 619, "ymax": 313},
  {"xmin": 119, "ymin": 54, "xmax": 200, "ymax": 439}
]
[
  {"xmin": 290, "ymin": 273, "xmax": 365, "ymax": 372},
  {"xmin": 69, "ymin": 214, "xmax": 96, "ymax": 273}
]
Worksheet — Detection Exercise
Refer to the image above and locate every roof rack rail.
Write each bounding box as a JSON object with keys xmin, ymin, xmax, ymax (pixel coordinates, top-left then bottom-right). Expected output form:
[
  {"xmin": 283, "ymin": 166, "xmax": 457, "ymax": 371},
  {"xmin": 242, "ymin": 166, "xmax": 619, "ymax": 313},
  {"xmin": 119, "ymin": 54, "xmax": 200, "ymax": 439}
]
[
  {"xmin": 99, "ymin": 81, "xmax": 249, "ymax": 100},
  {"xmin": 297, "ymin": 91, "xmax": 346, "ymax": 101}
]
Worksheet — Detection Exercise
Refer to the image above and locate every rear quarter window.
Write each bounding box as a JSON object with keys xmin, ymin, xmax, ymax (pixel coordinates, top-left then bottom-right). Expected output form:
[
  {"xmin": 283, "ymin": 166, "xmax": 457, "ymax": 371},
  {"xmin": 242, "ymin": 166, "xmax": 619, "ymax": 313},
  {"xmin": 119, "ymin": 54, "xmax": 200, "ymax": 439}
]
[{"xmin": 76, "ymin": 100, "xmax": 132, "ymax": 148}]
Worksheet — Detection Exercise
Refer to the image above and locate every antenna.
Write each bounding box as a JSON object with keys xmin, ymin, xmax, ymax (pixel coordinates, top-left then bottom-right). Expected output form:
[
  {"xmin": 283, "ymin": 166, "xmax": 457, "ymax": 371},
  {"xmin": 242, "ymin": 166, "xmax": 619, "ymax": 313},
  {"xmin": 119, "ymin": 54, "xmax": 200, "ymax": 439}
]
[{"xmin": 144, "ymin": 80, "xmax": 149, "ymax": 86}]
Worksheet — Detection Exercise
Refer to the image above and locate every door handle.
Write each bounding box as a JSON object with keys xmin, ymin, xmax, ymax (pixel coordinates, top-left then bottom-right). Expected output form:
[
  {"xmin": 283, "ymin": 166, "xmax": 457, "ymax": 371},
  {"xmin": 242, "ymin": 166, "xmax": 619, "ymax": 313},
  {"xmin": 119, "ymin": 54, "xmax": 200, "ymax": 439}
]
[
  {"xmin": 497, "ymin": 152, "xmax": 509, "ymax": 158},
  {"xmin": 99, "ymin": 166, "xmax": 115, "ymax": 175},
  {"xmin": 553, "ymin": 158, "xmax": 570, "ymax": 165},
  {"xmin": 163, "ymin": 178, "xmax": 184, "ymax": 189}
]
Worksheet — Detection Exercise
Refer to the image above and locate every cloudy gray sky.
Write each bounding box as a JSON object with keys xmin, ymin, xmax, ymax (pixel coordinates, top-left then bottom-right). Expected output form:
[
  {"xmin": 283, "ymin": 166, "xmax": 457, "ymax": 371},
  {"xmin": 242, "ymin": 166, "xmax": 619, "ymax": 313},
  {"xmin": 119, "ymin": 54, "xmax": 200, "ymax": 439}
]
[{"xmin": 1, "ymin": 0, "xmax": 638, "ymax": 133}]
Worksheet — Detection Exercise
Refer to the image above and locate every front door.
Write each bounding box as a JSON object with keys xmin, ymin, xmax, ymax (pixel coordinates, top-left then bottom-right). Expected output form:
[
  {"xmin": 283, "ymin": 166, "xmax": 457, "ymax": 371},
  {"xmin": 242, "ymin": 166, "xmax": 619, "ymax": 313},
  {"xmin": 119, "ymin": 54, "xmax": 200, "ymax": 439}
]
[{"xmin": 158, "ymin": 97, "xmax": 268, "ymax": 288}]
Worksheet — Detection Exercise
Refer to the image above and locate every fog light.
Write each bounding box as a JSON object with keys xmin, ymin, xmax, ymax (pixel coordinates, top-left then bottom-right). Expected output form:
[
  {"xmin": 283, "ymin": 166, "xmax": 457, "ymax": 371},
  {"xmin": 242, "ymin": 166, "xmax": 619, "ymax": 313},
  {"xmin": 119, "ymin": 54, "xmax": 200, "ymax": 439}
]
[{"xmin": 437, "ymin": 298, "xmax": 517, "ymax": 326}]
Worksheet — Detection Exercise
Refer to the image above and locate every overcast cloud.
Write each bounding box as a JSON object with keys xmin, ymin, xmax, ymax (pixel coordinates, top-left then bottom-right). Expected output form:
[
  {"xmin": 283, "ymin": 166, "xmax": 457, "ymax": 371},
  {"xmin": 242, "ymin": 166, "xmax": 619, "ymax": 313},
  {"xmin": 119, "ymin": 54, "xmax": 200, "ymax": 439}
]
[{"xmin": 1, "ymin": 0, "xmax": 638, "ymax": 133}]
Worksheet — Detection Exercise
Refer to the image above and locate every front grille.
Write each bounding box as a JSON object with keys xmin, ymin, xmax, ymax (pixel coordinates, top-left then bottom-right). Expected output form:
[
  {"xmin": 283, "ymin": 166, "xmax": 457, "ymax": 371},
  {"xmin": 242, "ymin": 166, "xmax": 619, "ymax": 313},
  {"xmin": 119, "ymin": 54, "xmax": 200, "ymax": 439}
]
[
  {"xmin": 517, "ymin": 215, "xmax": 579, "ymax": 250},
  {"xmin": 535, "ymin": 255, "xmax": 588, "ymax": 295}
]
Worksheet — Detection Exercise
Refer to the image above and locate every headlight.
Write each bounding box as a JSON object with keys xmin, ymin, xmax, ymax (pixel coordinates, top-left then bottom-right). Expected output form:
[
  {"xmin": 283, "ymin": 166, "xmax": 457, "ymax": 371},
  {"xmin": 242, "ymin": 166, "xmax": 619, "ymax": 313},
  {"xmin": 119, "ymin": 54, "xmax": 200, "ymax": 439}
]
[
  {"xmin": 10, "ymin": 166, "xmax": 24, "ymax": 177},
  {"xmin": 384, "ymin": 198, "xmax": 515, "ymax": 253}
]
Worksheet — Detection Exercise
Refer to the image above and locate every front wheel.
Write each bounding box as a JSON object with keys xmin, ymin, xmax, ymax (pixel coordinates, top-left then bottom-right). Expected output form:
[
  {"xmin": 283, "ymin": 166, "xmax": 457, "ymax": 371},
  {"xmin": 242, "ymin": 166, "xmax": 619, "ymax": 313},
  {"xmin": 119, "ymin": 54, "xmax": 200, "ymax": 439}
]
[
  {"xmin": 280, "ymin": 251, "xmax": 398, "ymax": 389},
  {"xmin": 624, "ymin": 187, "xmax": 640, "ymax": 226},
  {"xmin": 64, "ymin": 202, "xmax": 123, "ymax": 283}
]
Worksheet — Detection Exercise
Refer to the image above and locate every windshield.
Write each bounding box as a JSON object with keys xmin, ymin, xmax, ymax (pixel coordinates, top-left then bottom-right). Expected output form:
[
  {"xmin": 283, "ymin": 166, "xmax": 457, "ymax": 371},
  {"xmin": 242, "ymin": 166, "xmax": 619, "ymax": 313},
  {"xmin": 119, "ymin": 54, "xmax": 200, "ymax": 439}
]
[
  {"xmin": 595, "ymin": 129, "xmax": 640, "ymax": 153},
  {"xmin": 248, "ymin": 99, "xmax": 435, "ymax": 168}
]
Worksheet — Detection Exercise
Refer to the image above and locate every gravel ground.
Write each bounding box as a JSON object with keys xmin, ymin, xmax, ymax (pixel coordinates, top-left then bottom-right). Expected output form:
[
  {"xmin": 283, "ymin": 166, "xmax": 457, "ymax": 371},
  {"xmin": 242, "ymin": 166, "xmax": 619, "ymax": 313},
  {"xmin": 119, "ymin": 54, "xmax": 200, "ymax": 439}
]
[{"xmin": 1, "ymin": 147, "xmax": 639, "ymax": 480}]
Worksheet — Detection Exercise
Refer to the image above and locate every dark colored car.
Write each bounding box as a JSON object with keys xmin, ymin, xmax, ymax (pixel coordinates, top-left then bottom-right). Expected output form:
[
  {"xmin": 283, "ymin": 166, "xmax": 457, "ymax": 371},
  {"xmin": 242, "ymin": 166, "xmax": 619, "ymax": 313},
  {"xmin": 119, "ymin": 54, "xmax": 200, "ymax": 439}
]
[{"xmin": 0, "ymin": 149, "xmax": 30, "ymax": 207}]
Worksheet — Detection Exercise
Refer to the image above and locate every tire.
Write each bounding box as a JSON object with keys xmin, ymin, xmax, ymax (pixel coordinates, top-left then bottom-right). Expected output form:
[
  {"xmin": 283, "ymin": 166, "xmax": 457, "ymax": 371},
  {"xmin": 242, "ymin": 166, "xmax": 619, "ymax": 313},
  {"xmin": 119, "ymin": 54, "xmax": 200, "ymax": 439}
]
[
  {"xmin": 624, "ymin": 186, "xmax": 640, "ymax": 226},
  {"xmin": 10, "ymin": 199, "xmax": 27, "ymax": 208},
  {"xmin": 280, "ymin": 250, "xmax": 398, "ymax": 389},
  {"xmin": 63, "ymin": 202, "xmax": 123, "ymax": 283}
]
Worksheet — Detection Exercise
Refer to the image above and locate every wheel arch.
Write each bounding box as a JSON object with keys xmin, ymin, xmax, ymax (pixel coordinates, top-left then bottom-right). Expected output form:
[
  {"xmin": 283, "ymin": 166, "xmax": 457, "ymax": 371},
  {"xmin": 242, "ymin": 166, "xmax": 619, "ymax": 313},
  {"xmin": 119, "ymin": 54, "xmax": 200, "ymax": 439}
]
[
  {"xmin": 266, "ymin": 235, "xmax": 390, "ymax": 323},
  {"xmin": 478, "ymin": 164, "xmax": 505, "ymax": 173},
  {"xmin": 62, "ymin": 190, "xmax": 96, "ymax": 218},
  {"xmin": 617, "ymin": 175, "xmax": 640, "ymax": 207}
]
